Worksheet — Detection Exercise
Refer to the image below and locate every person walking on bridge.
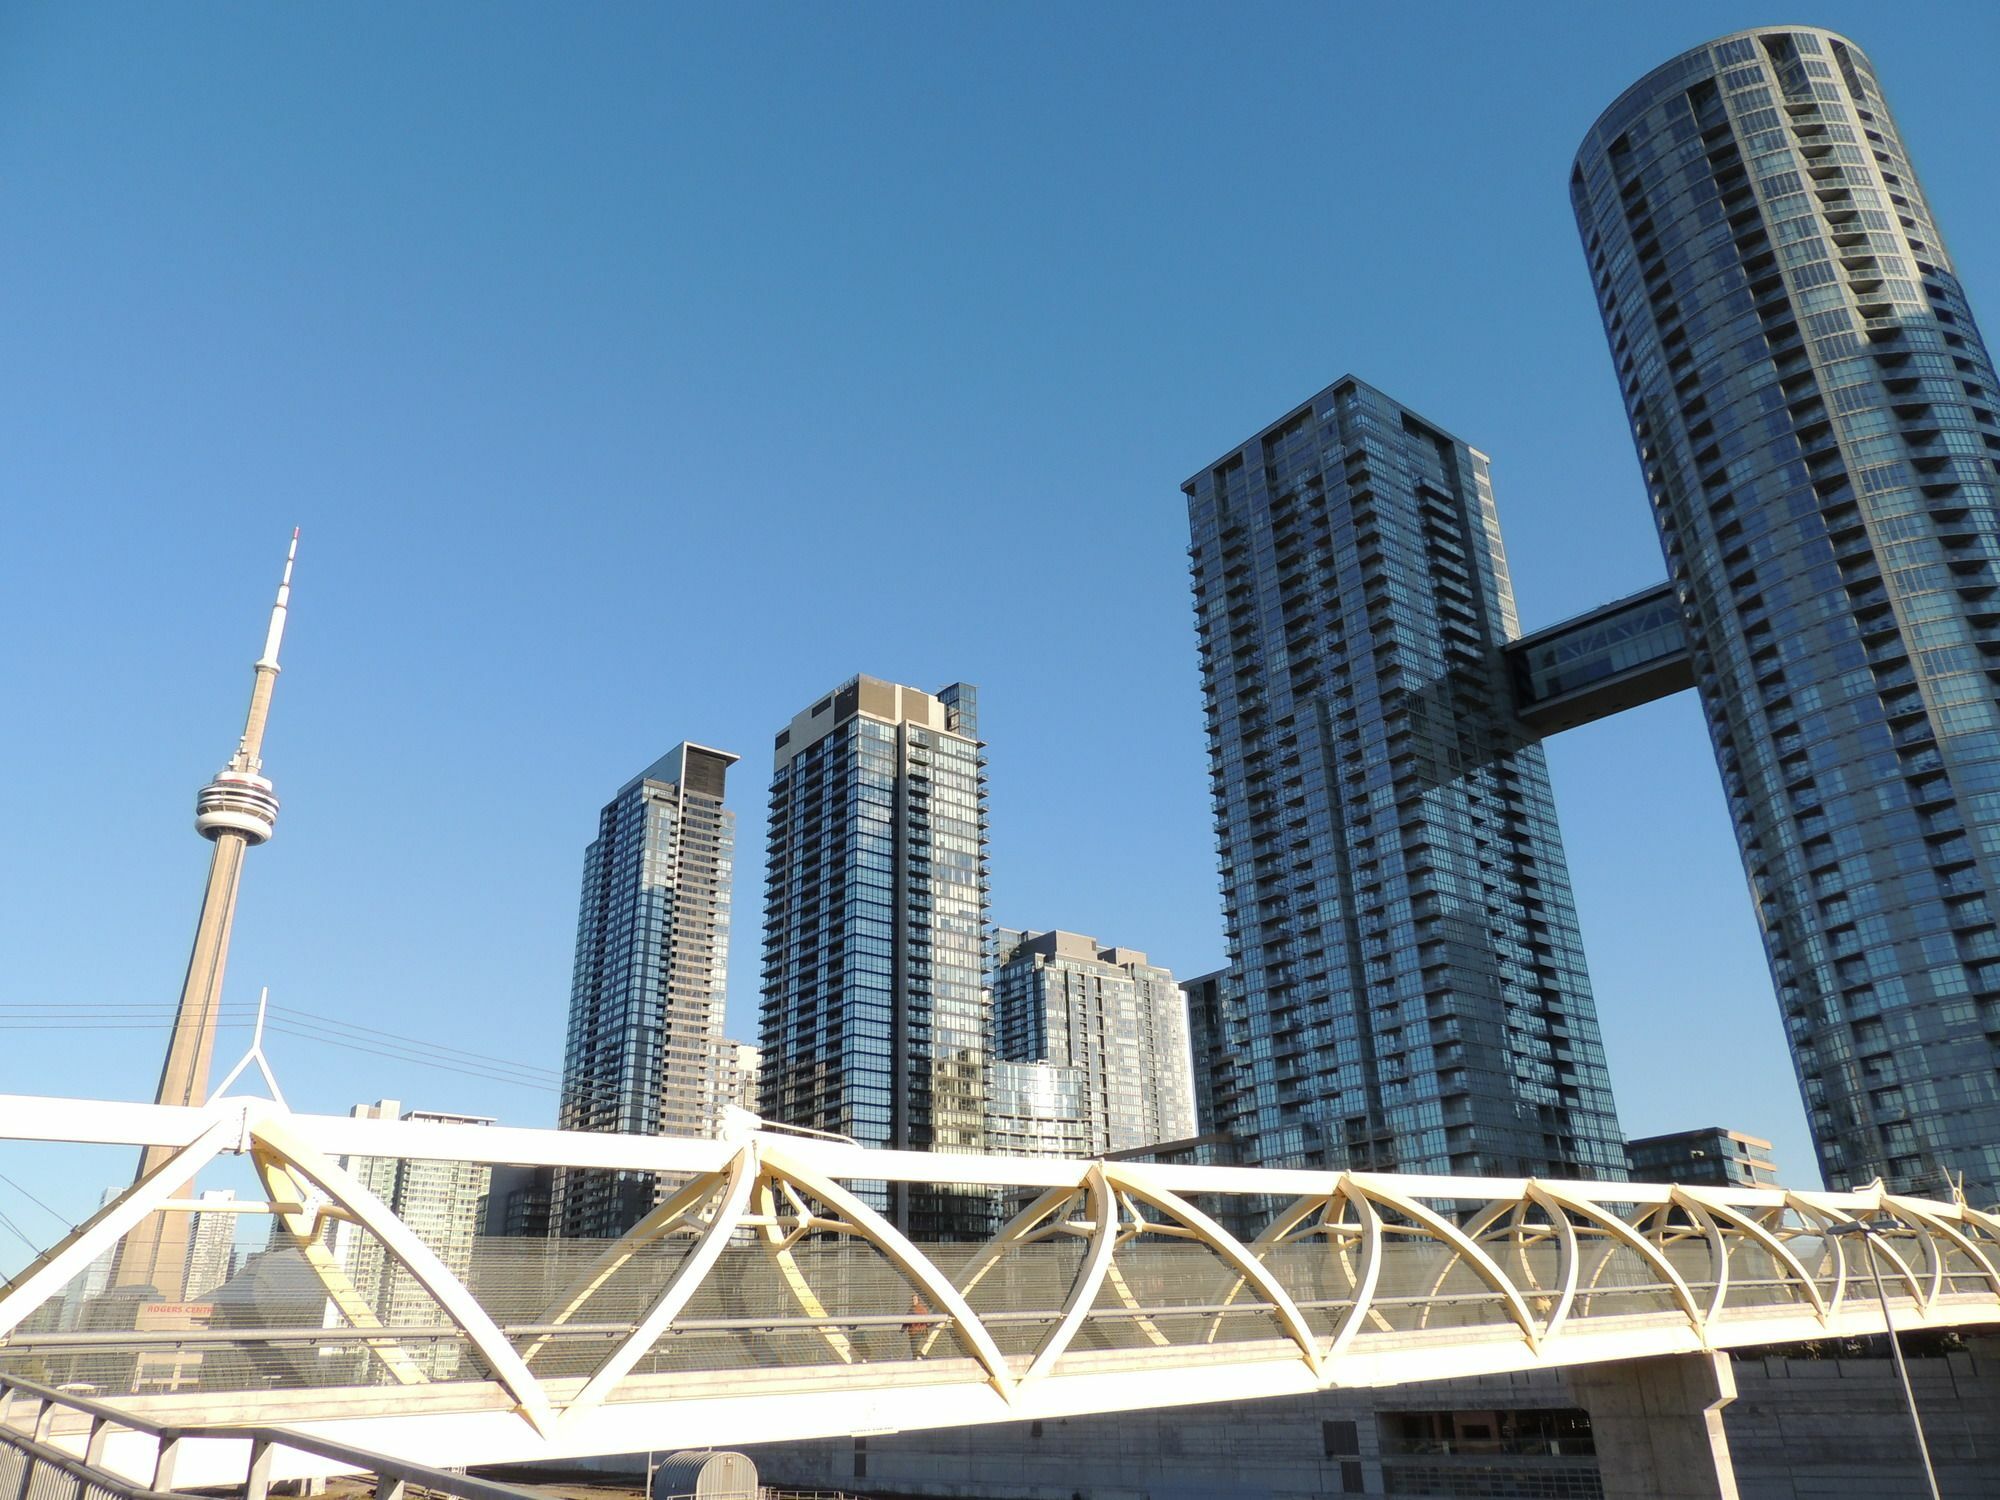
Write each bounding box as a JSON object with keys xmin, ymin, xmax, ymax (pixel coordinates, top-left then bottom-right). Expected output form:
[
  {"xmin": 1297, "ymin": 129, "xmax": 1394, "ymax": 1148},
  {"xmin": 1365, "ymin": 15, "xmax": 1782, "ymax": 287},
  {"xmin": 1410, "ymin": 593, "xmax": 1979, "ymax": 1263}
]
[{"xmin": 904, "ymin": 1293, "xmax": 932, "ymax": 1359}]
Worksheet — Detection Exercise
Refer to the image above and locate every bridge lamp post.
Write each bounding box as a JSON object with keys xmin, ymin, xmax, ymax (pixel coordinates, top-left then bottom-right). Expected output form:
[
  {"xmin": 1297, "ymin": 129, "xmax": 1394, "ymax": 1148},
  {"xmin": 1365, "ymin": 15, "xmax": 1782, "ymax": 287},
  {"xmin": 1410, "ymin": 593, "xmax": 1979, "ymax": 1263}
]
[{"xmin": 1825, "ymin": 1219, "xmax": 1941, "ymax": 1500}]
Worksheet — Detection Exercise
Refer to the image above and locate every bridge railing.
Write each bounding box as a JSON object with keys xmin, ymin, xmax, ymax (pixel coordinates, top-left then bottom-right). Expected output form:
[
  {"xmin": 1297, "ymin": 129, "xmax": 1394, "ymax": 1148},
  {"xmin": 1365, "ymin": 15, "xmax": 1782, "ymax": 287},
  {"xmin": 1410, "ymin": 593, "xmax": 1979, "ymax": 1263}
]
[
  {"xmin": 2, "ymin": 1089, "xmax": 1998, "ymax": 1470},
  {"xmin": 0, "ymin": 1369, "xmax": 543, "ymax": 1500},
  {"xmin": 0, "ymin": 1411, "xmax": 183, "ymax": 1500}
]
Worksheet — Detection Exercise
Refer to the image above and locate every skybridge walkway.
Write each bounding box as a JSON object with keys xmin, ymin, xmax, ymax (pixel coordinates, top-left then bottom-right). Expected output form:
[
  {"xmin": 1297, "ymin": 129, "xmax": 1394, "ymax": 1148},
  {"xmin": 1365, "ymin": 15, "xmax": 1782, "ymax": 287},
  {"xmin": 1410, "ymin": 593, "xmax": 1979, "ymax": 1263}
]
[{"xmin": 2, "ymin": 1092, "xmax": 1997, "ymax": 1490}]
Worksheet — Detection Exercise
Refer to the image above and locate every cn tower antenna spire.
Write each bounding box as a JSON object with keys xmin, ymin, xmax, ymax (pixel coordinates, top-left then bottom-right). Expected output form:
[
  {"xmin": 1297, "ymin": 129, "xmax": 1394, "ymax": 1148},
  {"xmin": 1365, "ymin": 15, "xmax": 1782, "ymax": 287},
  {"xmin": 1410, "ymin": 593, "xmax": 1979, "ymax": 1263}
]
[
  {"xmin": 115, "ymin": 530, "xmax": 301, "ymax": 1298},
  {"xmin": 232, "ymin": 526, "xmax": 299, "ymax": 775}
]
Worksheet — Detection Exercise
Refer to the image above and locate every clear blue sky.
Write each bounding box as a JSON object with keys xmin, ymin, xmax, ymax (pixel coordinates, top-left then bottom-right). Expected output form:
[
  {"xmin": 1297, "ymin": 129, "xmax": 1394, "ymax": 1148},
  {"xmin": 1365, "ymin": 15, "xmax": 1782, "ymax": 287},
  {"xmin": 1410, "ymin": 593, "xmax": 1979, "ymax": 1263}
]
[{"xmin": 5, "ymin": 3, "xmax": 1999, "ymax": 1248}]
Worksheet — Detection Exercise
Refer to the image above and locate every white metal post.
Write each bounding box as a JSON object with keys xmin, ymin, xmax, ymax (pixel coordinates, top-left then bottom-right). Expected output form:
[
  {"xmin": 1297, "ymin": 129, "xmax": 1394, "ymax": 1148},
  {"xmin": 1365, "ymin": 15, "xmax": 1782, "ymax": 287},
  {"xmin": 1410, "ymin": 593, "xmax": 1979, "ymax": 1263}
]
[{"xmin": 1839, "ymin": 1220, "xmax": 1943, "ymax": 1500}]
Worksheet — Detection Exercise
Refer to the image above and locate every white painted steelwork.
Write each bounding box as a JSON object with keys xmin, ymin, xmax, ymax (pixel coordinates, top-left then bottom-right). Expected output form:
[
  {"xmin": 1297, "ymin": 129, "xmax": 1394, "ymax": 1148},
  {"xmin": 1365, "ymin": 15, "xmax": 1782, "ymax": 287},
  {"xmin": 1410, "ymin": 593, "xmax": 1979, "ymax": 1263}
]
[{"xmin": 2, "ymin": 1090, "xmax": 1997, "ymax": 1489}]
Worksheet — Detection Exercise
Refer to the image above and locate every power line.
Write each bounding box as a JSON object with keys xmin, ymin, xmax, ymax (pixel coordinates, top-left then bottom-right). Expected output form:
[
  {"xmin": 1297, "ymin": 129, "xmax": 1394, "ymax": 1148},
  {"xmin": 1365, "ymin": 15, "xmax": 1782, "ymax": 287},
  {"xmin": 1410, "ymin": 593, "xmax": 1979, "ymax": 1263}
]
[
  {"xmin": 260, "ymin": 1022, "xmax": 561, "ymax": 1093},
  {"xmin": 0, "ymin": 1168, "xmax": 69, "ymax": 1228},
  {"xmin": 268, "ymin": 1005, "xmax": 568, "ymax": 1079},
  {"xmin": 0, "ymin": 1201, "xmax": 40, "ymax": 1256},
  {"xmin": 0, "ymin": 998, "xmax": 695, "ymax": 1113},
  {"xmin": 0, "ymin": 1002, "xmax": 565, "ymax": 1080}
]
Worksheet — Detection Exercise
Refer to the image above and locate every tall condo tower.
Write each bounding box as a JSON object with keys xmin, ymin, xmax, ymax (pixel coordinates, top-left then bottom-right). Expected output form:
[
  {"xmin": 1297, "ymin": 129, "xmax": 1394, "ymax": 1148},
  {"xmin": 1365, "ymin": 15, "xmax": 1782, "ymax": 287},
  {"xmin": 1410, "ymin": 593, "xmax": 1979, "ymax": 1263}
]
[
  {"xmin": 990, "ymin": 929, "xmax": 1197, "ymax": 1155},
  {"xmin": 181, "ymin": 1190, "xmax": 238, "ymax": 1300},
  {"xmin": 117, "ymin": 532, "xmax": 298, "ymax": 1297},
  {"xmin": 331, "ymin": 1100, "xmax": 494, "ymax": 1379},
  {"xmin": 760, "ymin": 676, "xmax": 989, "ymax": 1235},
  {"xmin": 1575, "ymin": 29, "xmax": 2000, "ymax": 1199},
  {"xmin": 556, "ymin": 743, "xmax": 738, "ymax": 1240},
  {"xmin": 1180, "ymin": 969, "xmax": 1236, "ymax": 1146},
  {"xmin": 1181, "ymin": 379, "xmax": 1628, "ymax": 1178}
]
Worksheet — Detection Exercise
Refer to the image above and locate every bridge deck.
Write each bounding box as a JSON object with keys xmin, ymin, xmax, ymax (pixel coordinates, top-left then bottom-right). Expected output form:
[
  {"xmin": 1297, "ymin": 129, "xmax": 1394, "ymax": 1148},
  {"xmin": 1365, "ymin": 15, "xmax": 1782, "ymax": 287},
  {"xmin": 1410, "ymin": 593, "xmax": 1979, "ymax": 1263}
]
[{"xmin": 2, "ymin": 1093, "xmax": 1996, "ymax": 1485}]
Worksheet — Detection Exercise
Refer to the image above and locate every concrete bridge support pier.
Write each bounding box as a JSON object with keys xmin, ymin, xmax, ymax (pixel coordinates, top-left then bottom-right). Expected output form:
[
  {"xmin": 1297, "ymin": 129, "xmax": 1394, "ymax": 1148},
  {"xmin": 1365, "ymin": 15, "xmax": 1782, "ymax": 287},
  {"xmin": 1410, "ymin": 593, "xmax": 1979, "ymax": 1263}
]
[{"xmin": 1569, "ymin": 1352, "xmax": 1739, "ymax": 1500}]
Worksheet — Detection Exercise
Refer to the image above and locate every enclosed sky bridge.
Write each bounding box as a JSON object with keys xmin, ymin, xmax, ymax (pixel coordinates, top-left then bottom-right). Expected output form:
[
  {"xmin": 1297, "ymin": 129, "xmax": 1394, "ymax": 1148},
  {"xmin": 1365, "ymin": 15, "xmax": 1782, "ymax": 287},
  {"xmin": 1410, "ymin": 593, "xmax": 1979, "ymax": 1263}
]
[{"xmin": 1506, "ymin": 581, "xmax": 1696, "ymax": 736}]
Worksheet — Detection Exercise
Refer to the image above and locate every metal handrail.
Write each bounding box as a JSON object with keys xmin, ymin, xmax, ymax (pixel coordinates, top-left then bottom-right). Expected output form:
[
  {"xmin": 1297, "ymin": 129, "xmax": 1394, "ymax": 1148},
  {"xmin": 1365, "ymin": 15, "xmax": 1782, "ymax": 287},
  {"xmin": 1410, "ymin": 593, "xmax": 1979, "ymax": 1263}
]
[
  {"xmin": 1, "ymin": 1421, "xmax": 186, "ymax": 1500},
  {"xmin": 0, "ymin": 1370, "xmax": 544, "ymax": 1500},
  {"xmin": 0, "ymin": 1273, "xmax": 1927, "ymax": 1353}
]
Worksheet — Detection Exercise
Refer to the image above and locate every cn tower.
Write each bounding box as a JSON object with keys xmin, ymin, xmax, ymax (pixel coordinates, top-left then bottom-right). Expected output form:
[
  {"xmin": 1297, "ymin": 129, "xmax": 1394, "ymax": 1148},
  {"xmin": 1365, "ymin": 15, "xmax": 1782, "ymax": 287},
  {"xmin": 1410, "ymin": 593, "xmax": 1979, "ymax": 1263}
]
[{"xmin": 115, "ymin": 531, "xmax": 298, "ymax": 1297}]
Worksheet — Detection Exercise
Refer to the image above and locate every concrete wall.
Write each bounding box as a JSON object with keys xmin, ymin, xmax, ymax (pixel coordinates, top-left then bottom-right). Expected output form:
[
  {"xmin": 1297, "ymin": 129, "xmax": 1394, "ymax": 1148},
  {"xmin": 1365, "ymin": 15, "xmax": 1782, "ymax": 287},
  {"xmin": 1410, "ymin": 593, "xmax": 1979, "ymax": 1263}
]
[
  {"xmin": 1569, "ymin": 1354, "xmax": 1736, "ymax": 1500},
  {"xmin": 1727, "ymin": 1350, "xmax": 2000, "ymax": 1498},
  {"xmin": 748, "ymin": 1369, "xmax": 1595, "ymax": 1500},
  {"xmin": 740, "ymin": 1350, "xmax": 2000, "ymax": 1499}
]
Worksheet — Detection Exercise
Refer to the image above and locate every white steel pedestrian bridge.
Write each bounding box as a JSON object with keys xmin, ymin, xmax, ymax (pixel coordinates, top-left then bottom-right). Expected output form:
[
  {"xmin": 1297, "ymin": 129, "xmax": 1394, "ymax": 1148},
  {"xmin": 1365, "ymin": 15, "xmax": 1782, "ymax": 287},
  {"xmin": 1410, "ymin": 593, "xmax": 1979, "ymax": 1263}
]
[{"xmin": 3, "ymin": 1092, "xmax": 1999, "ymax": 1489}]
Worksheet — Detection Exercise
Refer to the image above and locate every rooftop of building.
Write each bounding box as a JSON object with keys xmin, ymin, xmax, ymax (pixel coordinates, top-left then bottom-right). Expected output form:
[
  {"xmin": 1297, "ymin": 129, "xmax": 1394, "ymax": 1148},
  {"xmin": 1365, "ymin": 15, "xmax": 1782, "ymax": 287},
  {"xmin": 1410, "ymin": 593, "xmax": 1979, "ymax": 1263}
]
[
  {"xmin": 1181, "ymin": 373, "xmax": 1489, "ymax": 492},
  {"xmin": 350, "ymin": 1099, "xmax": 496, "ymax": 1127},
  {"xmin": 621, "ymin": 741, "xmax": 740, "ymax": 801},
  {"xmin": 772, "ymin": 674, "xmax": 977, "ymax": 770},
  {"xmin": 1628, "ymin": 1126, "xmax": 1775, "ymax": 1154},
  {"xmin": 994, "ymin": 927, "xmax": 1161, "ymax": 972},
  {"xmin": 1575, "ymin": 25, "xmax": 1869, "ymax": 168}
]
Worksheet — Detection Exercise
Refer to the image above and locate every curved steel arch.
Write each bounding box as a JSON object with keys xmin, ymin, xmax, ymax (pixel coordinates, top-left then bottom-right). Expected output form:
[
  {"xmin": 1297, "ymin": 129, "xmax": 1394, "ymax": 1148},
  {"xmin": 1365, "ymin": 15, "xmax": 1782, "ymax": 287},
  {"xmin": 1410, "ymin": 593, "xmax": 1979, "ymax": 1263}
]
[
  {"xmin": 563, "ymin": 1144, "xmax": 761, "ymax": 1421},
  {"xmin": 1534, "ymin": 1182, "xmax": 1705, "ymax": 1336},
  {"xmin": 753, "ymin": 1141, "xmax": 1018, "ymax": 1399},
  {"xmin": 0, "ymin": 1115, "xmax": 237, "ymax": 1342},
  {"xmin": 1100, "ymin": 1164, "xmax": 1322, "ymax": 1377},
  {"xmin": 246, "ymin": 1111, "xmax": 557, "ymax": 1436},
  {"xmin": 1674, "ymin": 1187, "xmax": 1829, "ymax": 1326},
  {"xmin": 1347, "ymin": 1178, "xmax": 1539, "ymax": 1351},
  {"xmin": 1018, "ymin": 1166, "xmax": 1117, "ymax": 1384},
  {"xmin": 5, "ymin": 1090, "xmax": 2000, "ymax": 1466},
  {"xmin": 520, "ymin": 1156, "xmax": 744, "ymax": 1369}
]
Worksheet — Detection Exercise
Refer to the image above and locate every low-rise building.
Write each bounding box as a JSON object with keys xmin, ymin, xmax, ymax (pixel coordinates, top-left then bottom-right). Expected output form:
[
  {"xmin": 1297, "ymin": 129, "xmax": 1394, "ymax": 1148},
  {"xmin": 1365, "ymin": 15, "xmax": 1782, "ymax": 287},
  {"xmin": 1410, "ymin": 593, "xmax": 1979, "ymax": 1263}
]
[{"xmin": 1627, "ymin": 1127, "xmax": 1779, "ymax": 1188}]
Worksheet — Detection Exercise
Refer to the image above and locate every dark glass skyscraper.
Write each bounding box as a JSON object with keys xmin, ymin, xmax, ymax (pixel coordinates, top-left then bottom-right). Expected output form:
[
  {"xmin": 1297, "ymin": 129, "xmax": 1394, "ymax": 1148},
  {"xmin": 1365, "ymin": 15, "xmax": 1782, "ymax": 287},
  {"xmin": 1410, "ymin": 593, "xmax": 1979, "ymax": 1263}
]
[
  {"xmin": 760, "ymin": 676, "xmax": 989, "ymax": 1234},
  {"xmin": 556, "ymin": 743, "xmax": 738, "ymax": 1239},
  {"xmin": 1182, "ymin": 378, "xmax": 1627, "ymax": 1178},
  {"xmin": 1576, "ymin": 28, "xmax": 2000, "ymax": 1200}
]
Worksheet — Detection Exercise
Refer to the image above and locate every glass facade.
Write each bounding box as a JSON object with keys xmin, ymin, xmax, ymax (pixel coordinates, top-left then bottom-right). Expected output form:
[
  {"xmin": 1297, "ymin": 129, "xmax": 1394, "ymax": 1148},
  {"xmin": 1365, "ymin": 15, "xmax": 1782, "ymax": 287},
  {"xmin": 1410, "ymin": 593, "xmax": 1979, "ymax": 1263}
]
[
  {"xmin": 760, "ymin": 675, "xmax": 990, "ymax": 1235},
  {"xmin": 1182, "ymin": 378, "xmax": 1627, "ymax": 1178},
  {"xmin": 984, "ymin": 1059, "xmax": 1088, "ymax": 1160},
  {"xmin": 330, "ymin": 1101, "xmax": 494, "ymax": 1379},
  {"xmin": 556, "ymin": 743, "xmax": 738, "ymax": 1239},
  {"xmin": 1576, "ymin": 28, "xmax": 2000, "ymax": 1199},
  {"xmin": 1179, "ymin": 967, "xmax": 1237, "ymax": 1145},
  {"xmin": 181, "ymin": 1189, "xmax": 237, "ymax": 1302},
  {"xmin": 990, "ymin": 929, "xmax": 1197, "ymax": 1155},
  {"xmin": 1626, "ymin": 1125, "xmax": 1780, "ymax": 1188}
]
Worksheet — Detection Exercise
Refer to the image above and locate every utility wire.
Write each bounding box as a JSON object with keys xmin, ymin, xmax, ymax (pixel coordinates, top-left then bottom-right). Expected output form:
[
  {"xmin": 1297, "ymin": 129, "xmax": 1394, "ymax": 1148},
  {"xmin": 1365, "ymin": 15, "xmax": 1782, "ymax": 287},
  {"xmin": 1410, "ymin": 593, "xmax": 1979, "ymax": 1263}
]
[
  {"xmin": 260, "ymin": 1023, "xmax": 562, "ymax": 1093},
  {"xmin": 0, "ymin": 1201, "xmax": 40, "ymax": 1255},
  {"xmin": 1, "ymin": 997, "xmax": 708, "ymax": 1114},
  {"xmin": 0, "ymin": 1001, "xmax": 564, "ymax": 1079},
  {"xmin": 268, "ymin": 1005, "xmax": 569, "ymax": 1078},
  {"xmin": 0, "ymin": 1168, "xmax": 72, "ymax": 1228}
]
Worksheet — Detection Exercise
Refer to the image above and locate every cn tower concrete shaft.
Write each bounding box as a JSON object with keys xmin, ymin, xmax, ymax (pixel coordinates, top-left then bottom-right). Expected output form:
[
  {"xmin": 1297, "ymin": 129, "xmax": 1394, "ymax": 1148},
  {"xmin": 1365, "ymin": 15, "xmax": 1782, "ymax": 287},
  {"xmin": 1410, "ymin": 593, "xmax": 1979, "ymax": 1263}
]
[{"xmin": 114, "ymin": 533, "xmax": 296, "ymax": 1297}]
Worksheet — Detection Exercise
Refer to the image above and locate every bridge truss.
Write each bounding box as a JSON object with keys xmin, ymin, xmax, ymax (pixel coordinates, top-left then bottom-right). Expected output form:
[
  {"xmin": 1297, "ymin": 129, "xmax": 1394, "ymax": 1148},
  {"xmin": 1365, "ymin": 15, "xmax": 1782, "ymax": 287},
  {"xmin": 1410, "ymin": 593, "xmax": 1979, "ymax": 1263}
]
[{"xmin": 1, "ymin": 1092, "xmax": 1997, "ymax": 1486}]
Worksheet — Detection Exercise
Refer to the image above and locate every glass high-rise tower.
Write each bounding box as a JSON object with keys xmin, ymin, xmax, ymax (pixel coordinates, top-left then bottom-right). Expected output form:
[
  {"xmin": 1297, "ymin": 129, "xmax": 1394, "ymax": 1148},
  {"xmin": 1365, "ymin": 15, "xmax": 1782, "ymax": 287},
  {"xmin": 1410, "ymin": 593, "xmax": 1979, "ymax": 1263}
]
[
  {"xmin": 556, "ymin": 742, "xmax": 738, "ymax": 1239},
  {"xmin": 990, "ymin": 929, "xmax": 1197, "ymax": 1155},
  {"xmin": 331, "ymin": 1100, "xmax": 494, "ymax": 1380},
  {"xmin": 1182, "ymin": 378, "xmax": 1628, "ymax": 1179},
  {"xmin": 760, "ymin": 676, "xmax": 990, "ymax": 1234},
  {"xmin": 1576, "ymin": 28, "xmax": 2000, "ymax": 1199}
]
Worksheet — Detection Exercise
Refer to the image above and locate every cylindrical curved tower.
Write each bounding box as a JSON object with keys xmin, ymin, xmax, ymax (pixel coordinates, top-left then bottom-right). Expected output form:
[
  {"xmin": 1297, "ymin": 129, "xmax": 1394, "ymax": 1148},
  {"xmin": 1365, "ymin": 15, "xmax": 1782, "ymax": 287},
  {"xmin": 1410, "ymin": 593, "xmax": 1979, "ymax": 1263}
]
[{"xmin": 1574, "ymin": 29, "xmax": 2000, "ymax": 1200}]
